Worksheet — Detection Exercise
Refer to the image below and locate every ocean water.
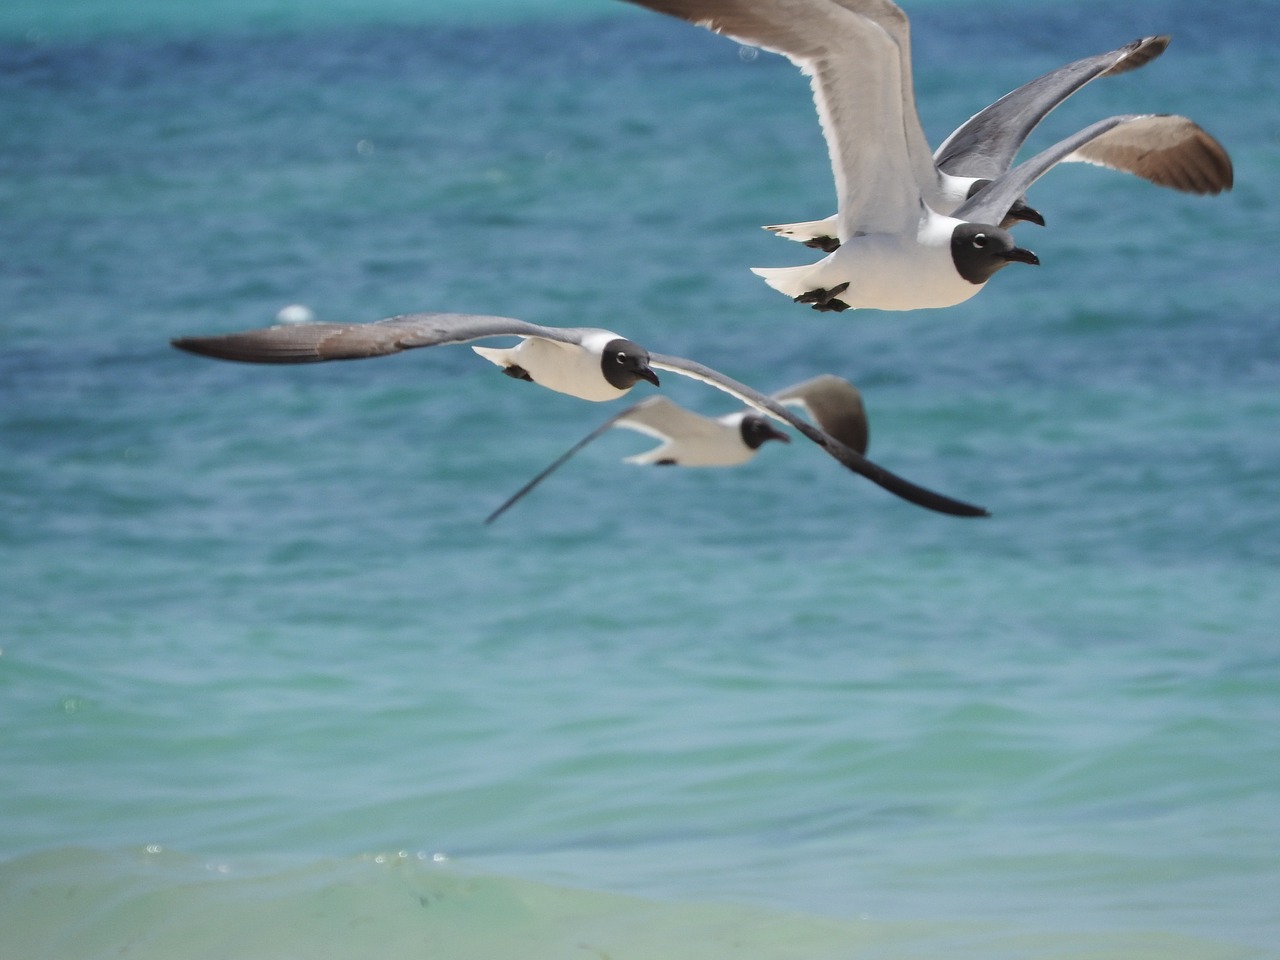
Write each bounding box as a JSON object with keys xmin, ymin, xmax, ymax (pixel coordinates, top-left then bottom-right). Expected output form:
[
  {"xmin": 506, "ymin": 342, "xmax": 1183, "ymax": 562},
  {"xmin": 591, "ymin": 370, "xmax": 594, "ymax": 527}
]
[{"xmin": 1, "ymin": 0, "xmax": 1277, "ymax": 957}]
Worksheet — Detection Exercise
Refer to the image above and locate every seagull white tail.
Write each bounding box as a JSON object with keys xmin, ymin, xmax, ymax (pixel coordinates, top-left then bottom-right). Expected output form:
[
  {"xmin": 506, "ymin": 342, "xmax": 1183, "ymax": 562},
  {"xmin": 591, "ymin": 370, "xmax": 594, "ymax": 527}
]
[
  {"xmin": 471, "ymin": 345, "xmax": 511, "ymax": 367},
  {"xmin": 622, "ymin": 449, "xmax": 668, "ymax": 466},
  {"xmin": 751, "ymin": 263, "xmax": 826, "ymax": 300},
  {"xmin": 762, "ymin": 217, "xmax": 838, "ymax": 245}
]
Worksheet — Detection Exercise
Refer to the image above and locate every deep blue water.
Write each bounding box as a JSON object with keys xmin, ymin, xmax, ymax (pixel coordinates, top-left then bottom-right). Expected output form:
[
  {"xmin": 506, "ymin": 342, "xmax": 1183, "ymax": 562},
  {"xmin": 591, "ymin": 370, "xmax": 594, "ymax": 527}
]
[{"xmin": 2, "ymin": 1, "xmax": 1278, "ymax": 958}]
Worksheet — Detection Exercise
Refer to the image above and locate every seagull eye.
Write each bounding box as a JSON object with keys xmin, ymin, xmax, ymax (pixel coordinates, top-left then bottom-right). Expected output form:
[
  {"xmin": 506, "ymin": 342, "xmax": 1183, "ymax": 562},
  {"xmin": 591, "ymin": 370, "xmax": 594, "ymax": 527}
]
[
  {"xmin": 615, "ymin": 353, "xmax": 627, "ymax": 364},
  {"xmin": 972, "ymin": 233, "xmax": 988, "ymax": 249}
]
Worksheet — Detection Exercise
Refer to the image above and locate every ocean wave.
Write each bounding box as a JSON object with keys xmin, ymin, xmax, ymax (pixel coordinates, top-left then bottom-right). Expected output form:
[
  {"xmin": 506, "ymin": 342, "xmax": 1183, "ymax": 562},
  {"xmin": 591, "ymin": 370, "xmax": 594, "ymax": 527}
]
[{"xmin": 0, "ymin": 846, "xmax": 1261, "ymax": 960}]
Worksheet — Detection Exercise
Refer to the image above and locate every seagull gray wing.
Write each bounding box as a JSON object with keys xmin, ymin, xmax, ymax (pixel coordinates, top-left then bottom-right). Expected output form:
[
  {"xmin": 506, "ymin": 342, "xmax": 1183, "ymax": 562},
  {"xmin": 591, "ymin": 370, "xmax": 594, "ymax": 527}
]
[
  {"xmin": 773, "ymin": 374, "xmax": 868, "ymax": 455},
  {"xmin": 823, "ymin": 0, "xmax": 943, "ymax": 207},
  {"xmin": 649, "ymin": 354, "xmax": 987, "ymax": 517},
  {"xmin": 1066, "ymin": 115, "xmax": 1232, "ymax": 194},
  {"xmin": 934, "ymin": 36, "xmax": 1170, "ymax": 179},
  {"xmin": 483, "ymin": 400, "xmax": 664, "ymax": 525},
  {"xmin": 170, "ymin": 312, "xmax": 591, "ymax": 364},
  {"xmin": 954, "ymin": 113, "xmax": 1233, "ymax": 226},
  {"xmin": 622, "ymin": 0, "xmax": 926, "ymax": 237},
  {"xmin": 609, "ymin": 396, "xmax": 727, "ymax": 446},
  {"xmin": 486, "ymin": 398, "xmax": 729, "ymax": 524}
]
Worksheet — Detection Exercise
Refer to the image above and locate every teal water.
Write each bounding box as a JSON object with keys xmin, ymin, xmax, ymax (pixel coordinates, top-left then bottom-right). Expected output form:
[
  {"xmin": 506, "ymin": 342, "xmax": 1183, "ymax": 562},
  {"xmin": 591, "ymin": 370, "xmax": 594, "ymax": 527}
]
[{"xmin": 2, "ymin": 0, "xmax": 1278, "ymax": 957}]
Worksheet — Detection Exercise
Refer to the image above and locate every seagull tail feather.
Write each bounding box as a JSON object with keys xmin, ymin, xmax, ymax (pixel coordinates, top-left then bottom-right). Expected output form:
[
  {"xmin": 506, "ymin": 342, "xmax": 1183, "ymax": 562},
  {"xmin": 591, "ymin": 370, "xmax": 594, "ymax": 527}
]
[
  {"xmin": 751, "ymin": 263, "xmax": 826, "ymax": 300},
  {"xmin": 470, "ymin": 345, "xmax": 512, "ymax": 368},
  {"xmin": 762, "ymin": 217, "xmax": 839, "ymax": 247}
]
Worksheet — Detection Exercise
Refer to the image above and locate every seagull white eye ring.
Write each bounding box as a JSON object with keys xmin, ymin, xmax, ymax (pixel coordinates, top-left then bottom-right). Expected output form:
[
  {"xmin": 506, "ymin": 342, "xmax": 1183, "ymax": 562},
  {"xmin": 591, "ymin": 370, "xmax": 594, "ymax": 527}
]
[{"xmin": 972, "ymin": 233, "xmax": 989, "ymax": 248}]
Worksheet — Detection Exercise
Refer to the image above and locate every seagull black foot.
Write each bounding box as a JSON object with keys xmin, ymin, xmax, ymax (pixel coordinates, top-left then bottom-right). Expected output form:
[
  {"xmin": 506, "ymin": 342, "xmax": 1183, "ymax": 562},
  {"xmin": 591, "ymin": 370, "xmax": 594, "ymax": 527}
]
[
  {"xmin": 501, "ymin": 364, "xmax": 533, "ymax": 382},
  {"xmin": 802, "ymin": 235, "xmax": 842, "ymax": 253},
  {"xmin": 794, "ymin": 283, "xmax": 851, "ymax": 312}
]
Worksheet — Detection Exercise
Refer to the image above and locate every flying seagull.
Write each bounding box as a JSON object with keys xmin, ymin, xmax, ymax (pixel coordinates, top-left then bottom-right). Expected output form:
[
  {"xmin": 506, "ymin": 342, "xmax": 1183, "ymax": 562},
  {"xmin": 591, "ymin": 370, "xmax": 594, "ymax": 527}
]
[
  {"xmin": 623, "ymin": 0, "xmax": 1038, "ymax": 312},
  {"xmin": 172, "ymin": 312, "xmax": 659, "ymax": 401},
  {"xmin": 171, "ymin": 312, "xmax": 987, "ymax": 517},
  {"xmin": 485, "ymin": 374, "xmax": 868, "ymax": 523},
  {"xmin": 621, "ymin": 0, "xmax": 1230, "ymax": 312},
  {"xmin": 765, "ymin": 32, "xmax": 1232, "ymax": 251}
]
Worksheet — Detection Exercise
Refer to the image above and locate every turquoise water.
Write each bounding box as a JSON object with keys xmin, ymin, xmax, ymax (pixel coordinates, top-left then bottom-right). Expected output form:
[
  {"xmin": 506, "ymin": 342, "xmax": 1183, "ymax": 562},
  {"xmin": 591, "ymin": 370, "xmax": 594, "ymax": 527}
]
[{"xmin": 2, "ymin": 0, "xmax": 1277, "ymax": 957}]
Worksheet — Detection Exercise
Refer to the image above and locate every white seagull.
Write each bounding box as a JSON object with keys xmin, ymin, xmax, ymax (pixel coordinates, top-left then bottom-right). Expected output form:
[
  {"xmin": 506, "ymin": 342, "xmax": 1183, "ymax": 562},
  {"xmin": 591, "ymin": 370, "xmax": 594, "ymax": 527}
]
[
  {"xmin": 171, "ymin": 312, "xmax": 987, "ymax": 517},
  {"xmin": 172, "ymin": 313, "xmax": 660, "ymax": 401},
  {"xmin": 485, "ymin": 374, "xmax": 868, "ymax": 523},
  {"xmin": 766, "ymin": 32, "xmax": 1232, "ymax": 252},
  {"xmin": 622, "ymin": 0, "xmax": 1231, "ymax": 312}
]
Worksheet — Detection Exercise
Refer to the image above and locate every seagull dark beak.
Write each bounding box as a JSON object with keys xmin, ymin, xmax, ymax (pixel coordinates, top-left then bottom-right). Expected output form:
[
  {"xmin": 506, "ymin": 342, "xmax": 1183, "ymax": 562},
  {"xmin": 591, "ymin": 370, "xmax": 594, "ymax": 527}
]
[
  {"xmin": 638, "ymin": 365, "xmax": 660, "ymax": 387},
  {"xmin": 1003, "ymin": 246, "xmax": 1040, "ymax": 266},
  {"xmin": 766, "ymin": 425, "xmax": 791, "ymax": 445},
  {"xmin": 1008, "ymin": 200, "xmax": 1046, "ymax": 227}
]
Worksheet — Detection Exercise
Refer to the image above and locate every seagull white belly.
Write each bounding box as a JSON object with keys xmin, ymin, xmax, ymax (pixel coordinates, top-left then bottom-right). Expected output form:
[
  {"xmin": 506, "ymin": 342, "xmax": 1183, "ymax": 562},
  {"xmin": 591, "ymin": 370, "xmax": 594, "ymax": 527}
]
[
  {"xmin": 626, "ymin": 428, "xmax": 756, "ymax": 467},
  {"xmin": 472, "ymin": 337, "xmax": 625, "ymax": 402}
]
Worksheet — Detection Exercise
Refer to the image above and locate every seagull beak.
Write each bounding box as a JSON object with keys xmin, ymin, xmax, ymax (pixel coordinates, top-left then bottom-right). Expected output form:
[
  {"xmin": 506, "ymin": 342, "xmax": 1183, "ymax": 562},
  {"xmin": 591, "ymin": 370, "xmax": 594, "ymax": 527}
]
[
  {"xmin": 638, "ymin": 365, "xmax": 660, "ymax": 387},
  {"xmin": 765, "ymin": 425, "xmax": 791, "ymax": 445},
  {"xmin": 1008, "ymin": 200, "xmax": 1046, "ymax": 227},
  {"xmin": 1003, "ymin": 246, "xmax": 1040, "ymax": 266}
]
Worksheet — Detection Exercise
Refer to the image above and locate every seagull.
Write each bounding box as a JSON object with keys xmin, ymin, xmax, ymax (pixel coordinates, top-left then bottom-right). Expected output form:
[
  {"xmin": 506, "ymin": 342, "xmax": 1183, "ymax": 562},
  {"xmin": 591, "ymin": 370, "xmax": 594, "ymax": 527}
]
[
  {"xmin": 172, "ymin": 312, "xmax": 659, "ymax": 402},
  {"xmin": 624, "ymin": 0, "xmax": 1038, "ymax": 312},
  {"xmin": 765, "ymin": 32, "xmax": 1233, "ymax": 251},
  {"xmin": 171, "ymin": 312, "xmax": 988, "ymax": 517},
  {"xmin": 485, "ymin": 374, "xmax": 868, "ymax": 523},
  {"xmin": 621, "ymin": 0, "xmax": 1230, "ymax": 313}
]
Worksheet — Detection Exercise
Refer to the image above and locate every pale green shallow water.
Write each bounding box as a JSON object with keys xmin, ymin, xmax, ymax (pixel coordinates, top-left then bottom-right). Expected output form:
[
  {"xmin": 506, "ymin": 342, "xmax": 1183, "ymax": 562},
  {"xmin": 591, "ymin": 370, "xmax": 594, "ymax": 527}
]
[{"xmin": 1, "ymin": 0, "xmax": 1277, "ymax": 957}]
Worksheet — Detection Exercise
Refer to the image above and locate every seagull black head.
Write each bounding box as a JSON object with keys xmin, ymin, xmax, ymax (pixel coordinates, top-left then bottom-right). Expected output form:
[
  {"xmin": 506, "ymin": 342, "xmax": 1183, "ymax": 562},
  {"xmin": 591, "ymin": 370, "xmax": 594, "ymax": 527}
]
[
  {"xmin": 950, "ymin": 222, "xmax": 1040, "ymax": 285},
  {"xmin": 738, "ymin": 414, "xmax": 790, "ymax": 451},
  {"xmin": 601, "ymin": 337, "xmax": 660, "ymax": 390}
]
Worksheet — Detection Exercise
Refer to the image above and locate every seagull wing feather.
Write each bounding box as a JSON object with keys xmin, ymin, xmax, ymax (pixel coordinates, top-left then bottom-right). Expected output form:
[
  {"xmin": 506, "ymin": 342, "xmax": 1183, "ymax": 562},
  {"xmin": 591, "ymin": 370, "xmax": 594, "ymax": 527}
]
[
  {"xmin": 935, "ymin": 36, "xmax": 1170, "ymax": 178},
  {"xmin": 954, "ymin": 113, "xmax": 1232, "ymax": 226},
  {"xmin": 615, "ymin": 396, "xmax": 727, "ymax": 445},
  {"xmin": 622, "ymin": 0, "xmax": 924, "ymax": 236},
  {"xmin": 171, "ymin": 313, "xmax": 589, "ymax": 364},
  {"xmin": 483, "ymin": 403, "xmax": 649, "ymax": 525},
  {"xmin": 649, "ymin": 354, "xmax": 987, "ymax": 517},
  {"xmin": 774, "ymin": 374, "xmax": 869, "ymax": 455},
  {"xmin": 823, "ymin": 0, "xmax": 942, "ymax": 208},
  {"xmin": 1067, "ymin": 115, "xmax": 1233, "ymax": 194},
  {"xmin": 485, "ymin": 398, "xmax": 732, "ymax": 523}
]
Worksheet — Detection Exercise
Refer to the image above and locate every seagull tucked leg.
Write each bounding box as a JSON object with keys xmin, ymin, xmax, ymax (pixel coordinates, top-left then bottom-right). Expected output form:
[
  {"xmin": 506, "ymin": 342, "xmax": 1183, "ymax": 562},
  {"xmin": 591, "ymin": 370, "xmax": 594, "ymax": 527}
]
[
  {"xmin": 805, "ymin": 235, "xmax": 842, "ymax": 253},
  {"xmin": 501, "ymin": 364, "xmax": 533, "ymax": 382},
  {"xmin": 793, "ymin": 283, "xmax": 852, "ymax": 312}
]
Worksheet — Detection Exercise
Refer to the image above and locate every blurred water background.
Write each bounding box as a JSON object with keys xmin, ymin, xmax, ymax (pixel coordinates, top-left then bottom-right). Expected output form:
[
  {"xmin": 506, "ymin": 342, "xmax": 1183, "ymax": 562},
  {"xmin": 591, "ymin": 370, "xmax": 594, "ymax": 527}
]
[{"xmin": 1, "ymin": 0, "xmax": 1277, "ymax": 957}]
